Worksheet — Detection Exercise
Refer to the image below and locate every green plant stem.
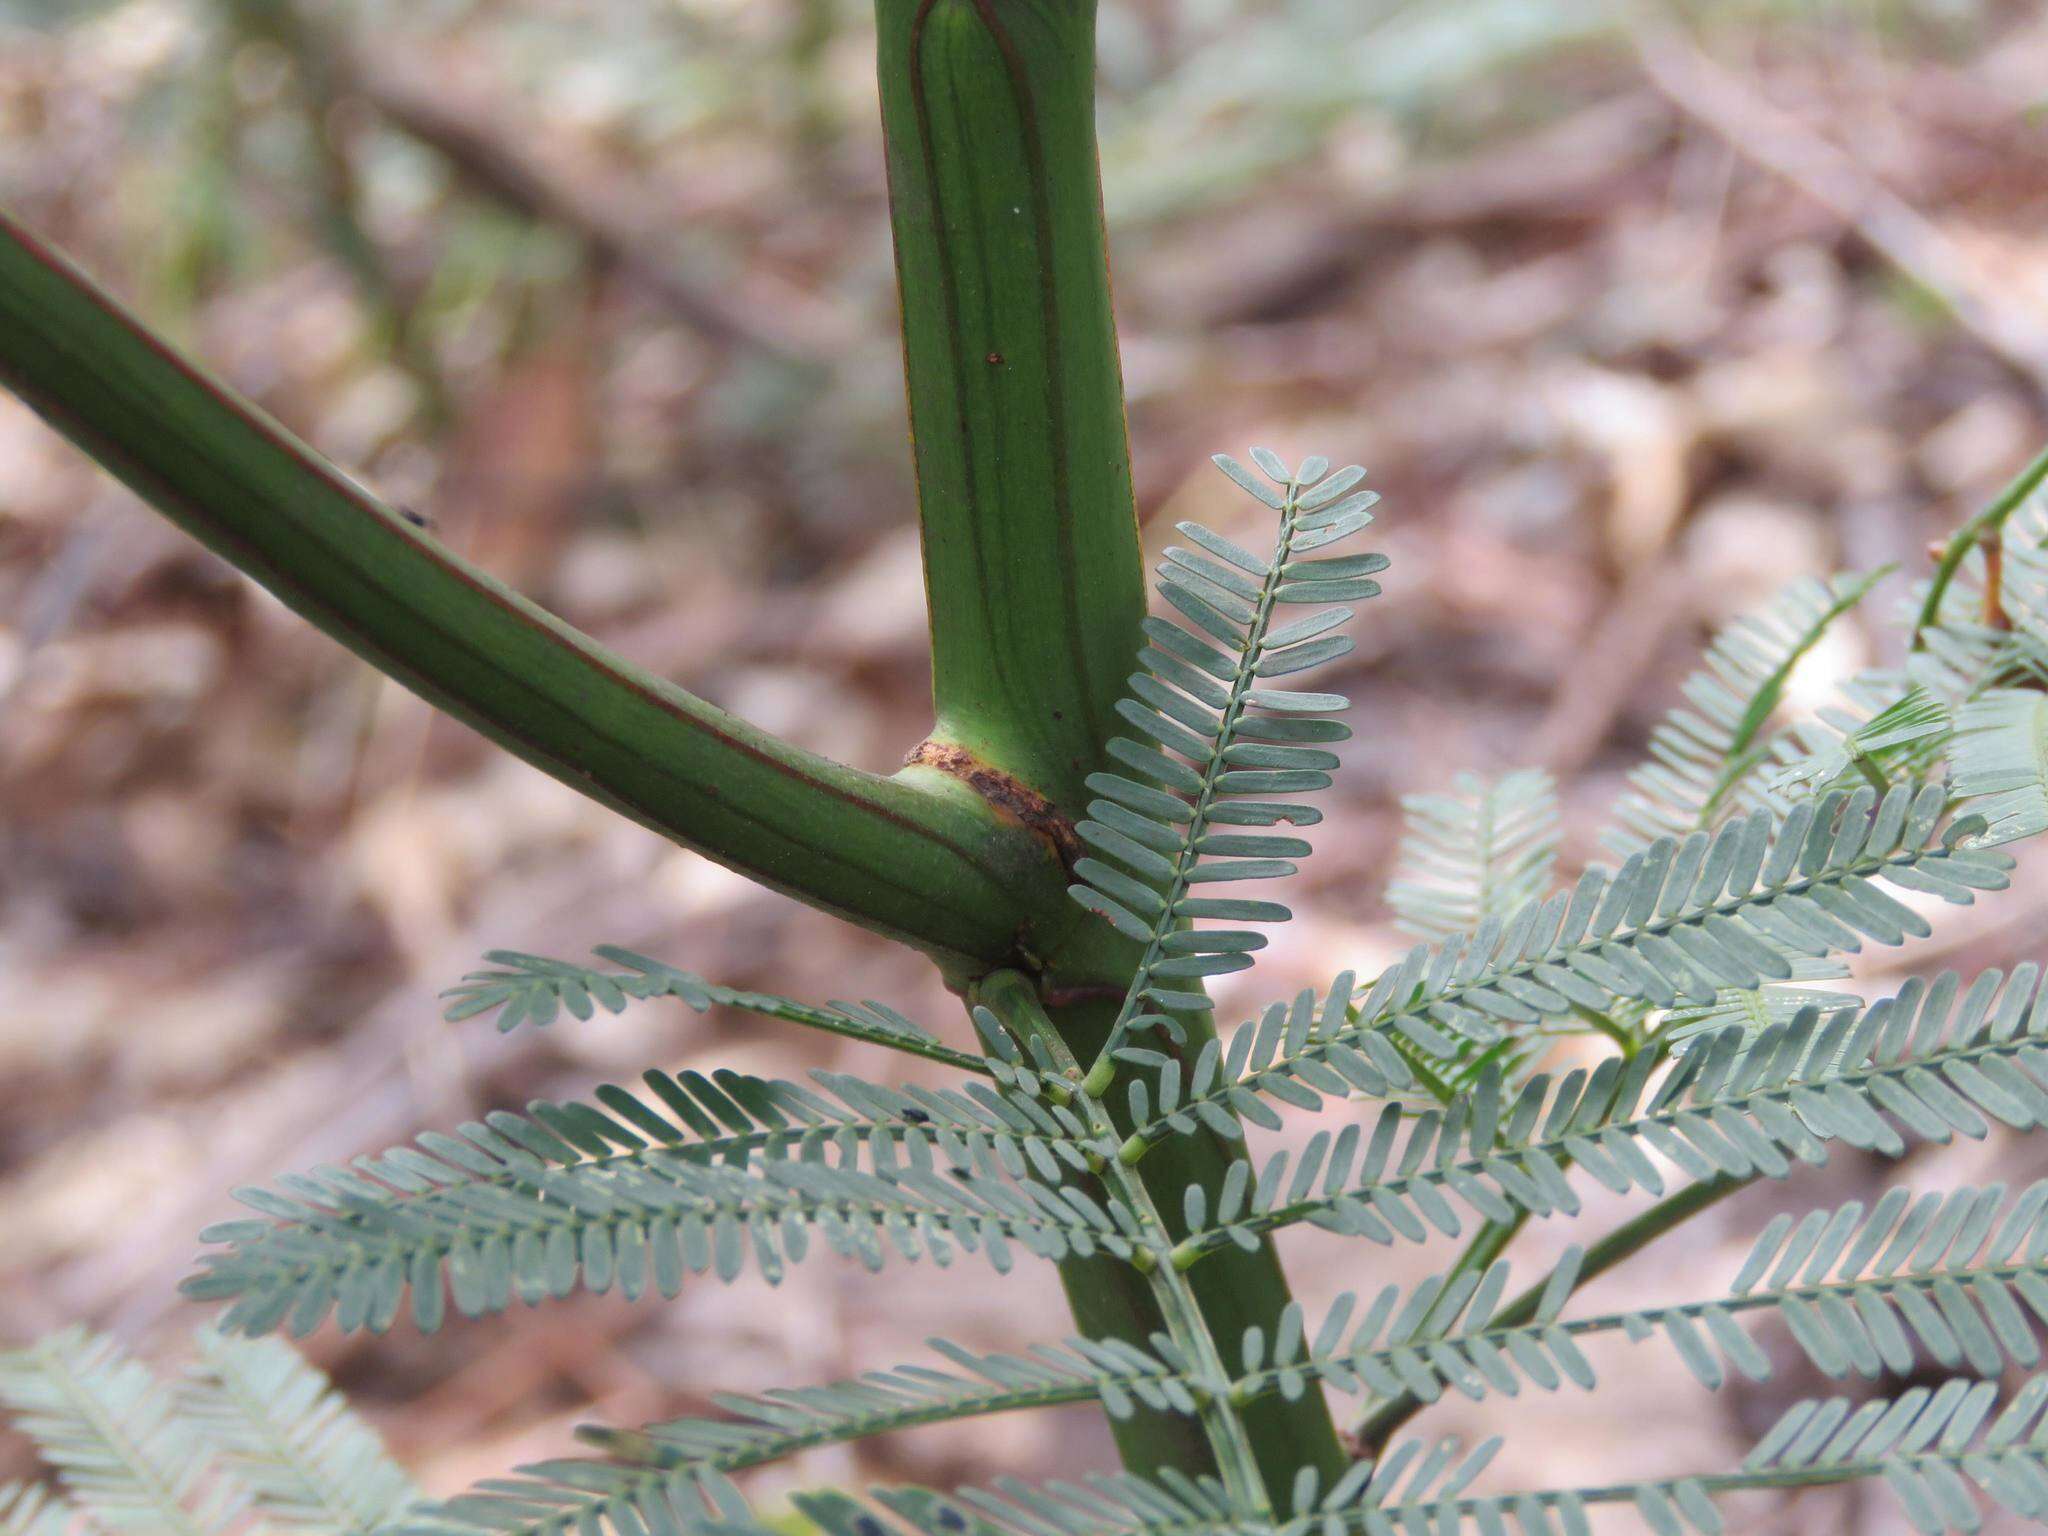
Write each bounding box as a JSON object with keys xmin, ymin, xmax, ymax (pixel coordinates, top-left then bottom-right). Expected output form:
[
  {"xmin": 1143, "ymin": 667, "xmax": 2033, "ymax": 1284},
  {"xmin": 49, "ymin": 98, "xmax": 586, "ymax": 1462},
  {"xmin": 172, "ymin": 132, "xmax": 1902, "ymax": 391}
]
[
  {"xmin": 1239, "ymin": 1223, "xmax": 2024, "ymax": 1409},
  {"xmin": 1913, "ymin": 442, "xmax": 2048, "ymax": 647},
  {"xmin": 1430, "ymin": 1055, "xmax": 1628, "ymax": 1315},
  {"xmin": 1572, "ymin": 1007, "xmax": 1638, "ymax": 1056},
  {"xmin": 1089, "ymin": 1111, "xmax": 1271, "ymax": 1518},
  {"xmin": 1436, "ymin": 1207, "xmax": 1530, "ymax": 1299},
  {"xmin": 875, "ymin": 0, "xmax": 1145, "ymax": 814},
  {"xmin": 584, "ymin": 1379, "xmax": 1109, "ymax": 1475},
  {"xmin": 1353, "ymin": 1173, "xmax": 1746, "ymax": 1453},
  {"xmin": 875, "ymin": 2, "xmax": 1350, "ymax": 1496},
  {"xmin": 984, "ymin": 976, "xmax": 1271, "ymax": 1516},
  {"xmin": 977, "ymin": 974, "xmax": 1345, "ymax": 1495},
  {"xmin": 0, "ymin": 207, "xmax": 1061, "ymax": 968}
]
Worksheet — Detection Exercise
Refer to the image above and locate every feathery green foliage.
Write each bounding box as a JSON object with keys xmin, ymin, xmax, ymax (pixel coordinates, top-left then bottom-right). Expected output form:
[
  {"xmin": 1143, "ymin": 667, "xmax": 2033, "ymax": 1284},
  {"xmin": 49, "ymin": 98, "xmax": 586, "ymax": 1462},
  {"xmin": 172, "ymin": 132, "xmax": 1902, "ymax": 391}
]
[
  {"xmin": 1766, "ymin": 683, "xmax": 1953, "ymax": 804},
  {"xmin": 184, "ymin": 1063, "xmax": 1110, "ymax": 1336},
  {"xmin": 182, "ymin": 1330, "xmax": 417, "ymax": 1532},
  {"xmin": 444, "ymin": 1377, "xmax": 2048, "ymax": 1536},
  {"xmin": 1067, "ymin": 451, "xmax": 1382, "ymax": 1080},
  {"xmin": 1387, "ymin": 770, "xmax": 1558, "ymax": 942},
  {"xmin": 1166, "ymin": 964, "xmax": 2048, "ymax": 1266},
  {"xmin": 1111, "ymin": 784, "xmax": 2008, "ymax": 1159},
  {"xmin": 0, "ymin": 1329, "xmax": 240, "ymax": 1536},
  {"xmin": 0, "ymin": 1484, "xmax": 76, "ymax": 1536},
  {"xmin": 440, "ymin": 948, "xmax": 986, "ymax": 1072},
  {"xmin": 1603, "ymin": 570, "xmax": 1885, "ymax": 853},
  {"xmin": 0, "ymin": 1327, "xmax": 415, "ymax": 1536},
  {"xmin": 1951, "ymin": 688, "xmax": 2048, "ymax": 846},
  {"xmin": 154, "ymin": 439, "xmax": 2048, "ymax": 1536}
]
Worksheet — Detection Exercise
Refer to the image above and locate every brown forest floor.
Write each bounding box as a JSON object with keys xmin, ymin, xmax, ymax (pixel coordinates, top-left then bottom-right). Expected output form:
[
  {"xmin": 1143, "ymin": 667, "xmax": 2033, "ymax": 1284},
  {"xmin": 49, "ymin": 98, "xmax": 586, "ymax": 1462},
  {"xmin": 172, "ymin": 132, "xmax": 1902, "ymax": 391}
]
[{"xmin": 9, "ymin": 2, "xmax": 2048, "ymax": 1529}]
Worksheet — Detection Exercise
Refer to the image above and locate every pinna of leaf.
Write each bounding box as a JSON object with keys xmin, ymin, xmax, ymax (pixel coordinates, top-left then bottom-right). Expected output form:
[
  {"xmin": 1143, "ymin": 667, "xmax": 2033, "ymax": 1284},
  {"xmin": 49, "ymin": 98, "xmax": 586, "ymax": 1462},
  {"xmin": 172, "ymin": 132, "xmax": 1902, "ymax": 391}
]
[{"xmin": 1069, "ymin": 451, "xmax": 1383, "ymax": 1090}]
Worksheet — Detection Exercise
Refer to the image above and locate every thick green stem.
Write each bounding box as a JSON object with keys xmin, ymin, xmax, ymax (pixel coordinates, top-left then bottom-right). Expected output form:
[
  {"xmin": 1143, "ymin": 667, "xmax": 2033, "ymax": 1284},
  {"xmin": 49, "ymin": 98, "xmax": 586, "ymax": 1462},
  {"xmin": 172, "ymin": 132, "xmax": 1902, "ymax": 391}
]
[
  {"xmin": 1087, "ymin": 1123, "xmax": 1269, "ymax": 1515},
  {"xmin": 0, "ymin": 207, "xmax": 1060, "ymax": 968},
  {"xmin": 985, "ymin": 976, "xmax": 1271, "ymax": 1514},
  {"xmin": 878, "ymin": 1, "xmax": 1345, "ymax": 1494},
  {"xmin": 976, "ymin": 974, "xmax": 1347, "ymax": 1498},
  {"xmin": 876, "ymin": 0, "xmax": 1144, "ymax": 813}
]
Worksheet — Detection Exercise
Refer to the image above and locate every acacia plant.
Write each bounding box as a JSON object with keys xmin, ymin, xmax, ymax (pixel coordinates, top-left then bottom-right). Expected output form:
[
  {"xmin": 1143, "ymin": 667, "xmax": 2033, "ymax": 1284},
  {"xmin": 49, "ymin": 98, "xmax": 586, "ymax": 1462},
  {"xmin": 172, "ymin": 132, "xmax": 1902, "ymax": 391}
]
[{"xmin": 13, "ymin": 4, "xmax": 2048, "ymax": 1534}]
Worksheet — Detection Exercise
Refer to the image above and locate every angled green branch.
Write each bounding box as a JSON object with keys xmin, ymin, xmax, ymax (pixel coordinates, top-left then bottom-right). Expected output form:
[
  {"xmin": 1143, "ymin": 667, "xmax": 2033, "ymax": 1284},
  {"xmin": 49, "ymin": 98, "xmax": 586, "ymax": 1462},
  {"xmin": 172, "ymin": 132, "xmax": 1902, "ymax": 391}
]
[
  {"xmin": 0, "ymin": 207, "xmax": 1061, "ymax": 968},
  {"xmin": 1351, "ymin": 1172, "xmax": 1745, "ymax": 1453}
]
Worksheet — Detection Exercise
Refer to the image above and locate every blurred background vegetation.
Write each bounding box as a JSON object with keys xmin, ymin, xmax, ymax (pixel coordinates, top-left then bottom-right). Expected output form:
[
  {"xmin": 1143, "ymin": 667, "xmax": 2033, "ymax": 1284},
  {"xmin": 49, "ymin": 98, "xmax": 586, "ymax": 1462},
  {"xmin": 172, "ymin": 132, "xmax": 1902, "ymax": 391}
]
[{"xmin": 6, "ymin": 0, "xmax": 2048, "ymax": 1527}]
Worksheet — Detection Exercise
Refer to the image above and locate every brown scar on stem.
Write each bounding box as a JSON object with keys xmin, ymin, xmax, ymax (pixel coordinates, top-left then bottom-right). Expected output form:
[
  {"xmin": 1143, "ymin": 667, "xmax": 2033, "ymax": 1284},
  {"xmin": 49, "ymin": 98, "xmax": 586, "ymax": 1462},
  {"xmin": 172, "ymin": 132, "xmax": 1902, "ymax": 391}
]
[
  {"xmin": 904, "ymin": 739, "xmax": 1082, "ymax": 868},
  {"xmin": 1984, "ymin": 534, "xmax": 2011, "ymax": 631}
]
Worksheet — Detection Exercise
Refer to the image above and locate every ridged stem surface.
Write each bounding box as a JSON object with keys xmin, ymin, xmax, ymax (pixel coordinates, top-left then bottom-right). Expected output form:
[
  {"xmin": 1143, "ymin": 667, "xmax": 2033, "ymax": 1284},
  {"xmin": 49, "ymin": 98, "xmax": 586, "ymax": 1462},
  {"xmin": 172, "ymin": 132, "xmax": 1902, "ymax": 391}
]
[{"xmin": 0, "ymin": 208, "xmax": 1056, "ymax": 968}]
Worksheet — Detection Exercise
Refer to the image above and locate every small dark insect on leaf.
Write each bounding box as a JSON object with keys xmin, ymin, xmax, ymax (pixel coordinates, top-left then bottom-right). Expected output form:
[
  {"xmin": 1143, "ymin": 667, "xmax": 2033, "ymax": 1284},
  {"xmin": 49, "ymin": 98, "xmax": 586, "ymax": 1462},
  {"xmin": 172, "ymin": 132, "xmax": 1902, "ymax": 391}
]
[
  {"xmin": 399, "ymin": 505, "xmax": 433, "ymax": 529},
  {"xmin": 901, "ymin": 1107, "xmax": 932, "ymax": 1124}
]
